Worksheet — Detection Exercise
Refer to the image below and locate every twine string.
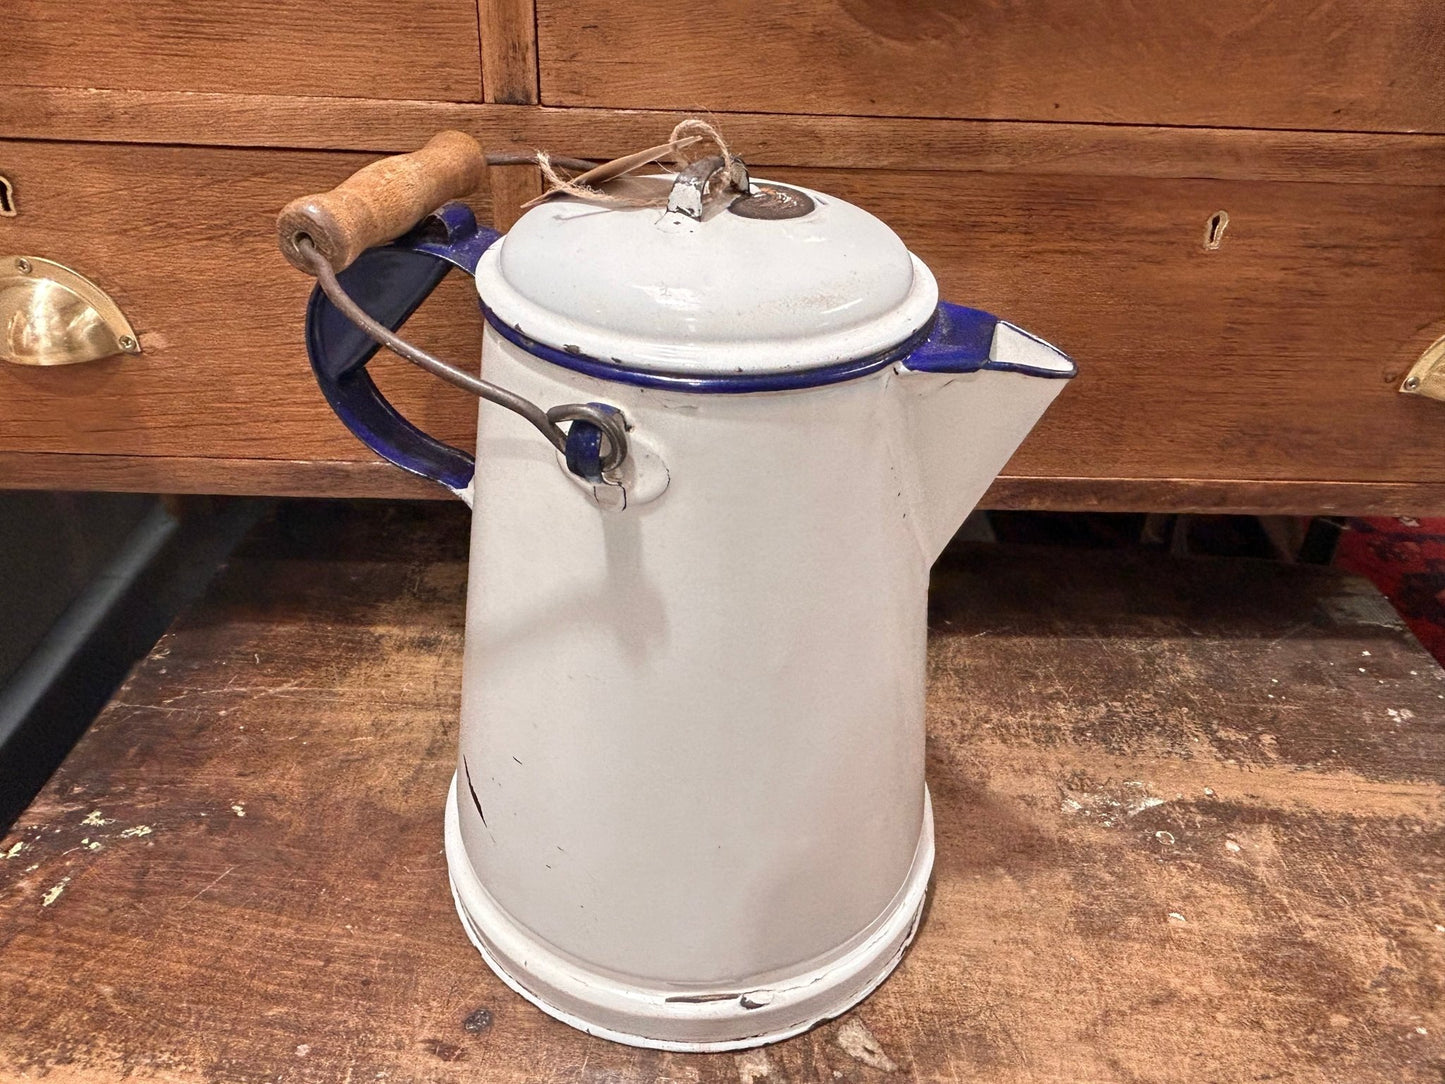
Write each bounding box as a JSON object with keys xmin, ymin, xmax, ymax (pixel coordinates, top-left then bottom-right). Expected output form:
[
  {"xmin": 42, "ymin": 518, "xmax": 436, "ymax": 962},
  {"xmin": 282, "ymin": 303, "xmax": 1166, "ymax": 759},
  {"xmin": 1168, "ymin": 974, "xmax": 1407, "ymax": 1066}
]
[{"xmin": 528, "ymin": 118, "xmax": 736, "ymax": 208}]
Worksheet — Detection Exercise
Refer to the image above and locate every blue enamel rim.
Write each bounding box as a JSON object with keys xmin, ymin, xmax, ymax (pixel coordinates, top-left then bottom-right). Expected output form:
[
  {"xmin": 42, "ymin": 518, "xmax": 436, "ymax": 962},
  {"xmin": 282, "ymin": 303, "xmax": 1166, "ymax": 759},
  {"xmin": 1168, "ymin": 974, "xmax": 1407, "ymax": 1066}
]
[{"xmin": 481, "ymin": 307, "xmax": 940, "ymax": 394}]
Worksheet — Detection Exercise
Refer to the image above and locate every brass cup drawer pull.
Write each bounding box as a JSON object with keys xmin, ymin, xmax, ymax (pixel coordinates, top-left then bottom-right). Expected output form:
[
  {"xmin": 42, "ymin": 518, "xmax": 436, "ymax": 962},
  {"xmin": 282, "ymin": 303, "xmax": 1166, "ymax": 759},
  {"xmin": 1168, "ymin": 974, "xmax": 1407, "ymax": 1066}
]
[
  {"xmin": 1400, "ymin": 333, "xmax": 1445, "ymax": 403},
  {"xmin": 0, "ymin": 255, "xmax": 142, "ymax": 366}
]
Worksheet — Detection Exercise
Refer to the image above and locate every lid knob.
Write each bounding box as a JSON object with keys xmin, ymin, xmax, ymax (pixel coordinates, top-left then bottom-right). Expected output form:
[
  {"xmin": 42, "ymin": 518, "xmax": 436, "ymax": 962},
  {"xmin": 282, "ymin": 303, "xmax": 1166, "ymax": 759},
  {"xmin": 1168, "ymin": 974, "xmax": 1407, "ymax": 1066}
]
[{"xmin": 666, "ymin": 155, "xmax": 751, "ymax": 220}]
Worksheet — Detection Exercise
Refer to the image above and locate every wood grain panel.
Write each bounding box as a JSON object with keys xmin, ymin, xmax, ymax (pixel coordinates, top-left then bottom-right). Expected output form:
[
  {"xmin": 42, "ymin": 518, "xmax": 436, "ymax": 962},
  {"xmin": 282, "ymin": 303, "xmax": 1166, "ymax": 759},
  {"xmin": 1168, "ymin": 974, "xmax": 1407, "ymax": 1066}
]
[
  {"xmin": 0, "ymin": 454, "xmax": 443, "ymax": 499},
  {"xmin": 761, "ymin": 166, "xmax": 1445, "ymax": 486},
  {"xmin": 7, "ymin": 89, "xmax": 1445, "ymax": 187},
  {"xmin": 537, "ymin": 0, "xmax": 1445, "ymax": 133},
  {"xmin": 479, "ymin": 0, "xmax": 539, "ymax": 104},
  {"xmin": 982, "ymin": 478, "xmax": 1445, "ymax": 517},
  {"xmin": 9, "ymin": 454, "xmax": 1445, "ymax": 516},
  {"xmin": 0, "ymin": 0, "xmax": 482, "ymax": 101},
  {"xmin": 485, "ymin": 164, "xmax": 543, "ymax": 230},
  {"xmin": 0, "ymin": 140, "xmax": 496, "ymax": 462},
  {"xmin": 2, "ymin": 143, "xmax": 1443, "ymax": 506}
]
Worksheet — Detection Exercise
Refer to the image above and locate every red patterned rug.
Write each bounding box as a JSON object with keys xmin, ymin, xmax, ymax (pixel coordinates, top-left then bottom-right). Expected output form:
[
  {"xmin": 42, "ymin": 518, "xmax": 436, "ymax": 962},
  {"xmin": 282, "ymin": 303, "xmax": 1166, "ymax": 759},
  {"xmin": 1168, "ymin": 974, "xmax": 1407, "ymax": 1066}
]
[{"xmin": 1335, "ymin": 517, "xmax": 1445, "ymax": 665}]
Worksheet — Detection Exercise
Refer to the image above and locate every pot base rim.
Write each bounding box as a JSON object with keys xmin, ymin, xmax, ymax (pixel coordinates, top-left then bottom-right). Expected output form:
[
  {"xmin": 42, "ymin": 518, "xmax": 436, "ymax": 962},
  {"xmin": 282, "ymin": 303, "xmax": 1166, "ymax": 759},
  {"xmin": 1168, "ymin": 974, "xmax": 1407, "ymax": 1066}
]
[{"xmin": 442, "ymin": 777, "xmax": 934, "ymax": 1051}]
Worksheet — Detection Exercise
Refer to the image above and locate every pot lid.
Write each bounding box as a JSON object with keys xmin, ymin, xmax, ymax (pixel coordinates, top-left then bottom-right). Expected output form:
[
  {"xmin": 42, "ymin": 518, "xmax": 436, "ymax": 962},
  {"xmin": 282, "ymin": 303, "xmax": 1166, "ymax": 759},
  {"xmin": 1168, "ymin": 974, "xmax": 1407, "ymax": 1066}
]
[{"xmin": 473, "ymin": 167, "xmax": 939, "ymax": 377}]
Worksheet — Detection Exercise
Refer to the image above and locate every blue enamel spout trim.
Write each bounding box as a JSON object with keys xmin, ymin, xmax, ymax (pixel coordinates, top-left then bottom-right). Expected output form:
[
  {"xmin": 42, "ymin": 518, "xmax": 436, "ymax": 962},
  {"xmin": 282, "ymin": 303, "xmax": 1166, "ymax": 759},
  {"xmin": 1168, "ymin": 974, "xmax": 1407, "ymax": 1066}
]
[{"xmin": 900, "ymin": 302, "xmax": 1077, "ymax": 380}]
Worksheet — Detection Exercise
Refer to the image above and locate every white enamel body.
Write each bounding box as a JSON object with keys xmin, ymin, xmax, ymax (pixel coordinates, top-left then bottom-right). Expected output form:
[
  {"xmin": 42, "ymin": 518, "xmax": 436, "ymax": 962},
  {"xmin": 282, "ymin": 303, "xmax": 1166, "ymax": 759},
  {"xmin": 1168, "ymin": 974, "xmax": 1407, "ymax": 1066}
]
[{"xmin": 445, "ymin": 319, "xmax": 1068, "ymax": 1048}]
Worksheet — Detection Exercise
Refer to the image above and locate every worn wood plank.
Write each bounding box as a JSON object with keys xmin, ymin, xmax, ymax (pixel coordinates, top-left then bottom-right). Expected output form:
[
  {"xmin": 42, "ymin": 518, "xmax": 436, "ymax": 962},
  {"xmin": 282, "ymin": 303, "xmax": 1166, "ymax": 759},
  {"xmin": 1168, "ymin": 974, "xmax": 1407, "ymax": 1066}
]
[
  {"xmin": 0, "ymin": 502, "xmax": 1441, "ymax": 1082},
  {"xmin": 0, "ymin": 453, "xmax": 444, "ymax": 499},
  {"xmin": 980, "ymin": 477, "xmax": 1445, "ymax": 517},
  {"xmin": 5, "ymin": 88, "xmax": 1445, "ymax": 186},
  {"xmin": 479, "ymin": 0, "xmax": 539, "ymax": 105},
  {"xmin": 9, "ymin": 455, "xmax": 1445, "ymax": 518},
  {"xmin": 0, "ymin": 0, "xmax": 482, "ymax": 102},
  {"xmin": 537, "ymin": 0, "xmax": 1445, "ymax": 134},
  {"xmin": 486, "ymin": 163, "xmax": 543, "ymax": 230}
]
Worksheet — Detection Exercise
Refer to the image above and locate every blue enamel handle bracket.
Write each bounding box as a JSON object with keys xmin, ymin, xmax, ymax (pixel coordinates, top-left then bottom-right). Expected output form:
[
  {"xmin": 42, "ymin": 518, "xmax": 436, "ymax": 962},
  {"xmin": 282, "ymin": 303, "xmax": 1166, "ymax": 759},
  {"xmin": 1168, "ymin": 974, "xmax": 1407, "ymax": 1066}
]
[{"xmin": 304, "ymin": 202, "xmax": 501, "ymax": 493}]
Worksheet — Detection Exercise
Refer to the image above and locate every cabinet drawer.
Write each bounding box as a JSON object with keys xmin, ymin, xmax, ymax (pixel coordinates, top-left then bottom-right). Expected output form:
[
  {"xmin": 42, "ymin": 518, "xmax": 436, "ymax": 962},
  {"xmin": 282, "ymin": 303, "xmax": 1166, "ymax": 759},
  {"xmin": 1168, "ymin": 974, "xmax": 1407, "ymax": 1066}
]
[
  {"xmin": 537, "ymin": 0, "xmax": 1445, "ymax": 133},
  {"xmin": 2, "ymin": 140, "xmax": 1443, "ymax": 501},
  {"xmin": 758, "ymin": 166, "xmax": 1444, "ymax": 486},
  {"xmin": 0, "ymin": 140, "xmax": 487, "ymax": 464},
  {"xmin": 3, "ymin": 0, "xmax": 482, "ymax": 101}
]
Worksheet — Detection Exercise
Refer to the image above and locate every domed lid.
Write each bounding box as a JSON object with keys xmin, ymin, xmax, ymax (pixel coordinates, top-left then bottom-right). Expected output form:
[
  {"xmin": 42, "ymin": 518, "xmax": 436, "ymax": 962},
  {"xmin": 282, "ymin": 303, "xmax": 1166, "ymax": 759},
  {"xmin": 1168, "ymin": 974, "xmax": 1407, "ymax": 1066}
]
[{"xmin": 473, "ymin": 165, "xmax": 939, "ymax": 378}]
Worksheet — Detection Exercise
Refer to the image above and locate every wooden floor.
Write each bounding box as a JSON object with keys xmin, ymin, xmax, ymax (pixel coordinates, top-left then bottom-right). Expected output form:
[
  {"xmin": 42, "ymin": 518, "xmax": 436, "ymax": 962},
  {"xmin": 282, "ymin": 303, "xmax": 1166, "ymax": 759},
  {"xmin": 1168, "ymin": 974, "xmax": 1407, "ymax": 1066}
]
[{"xmin": 1, "ymin": 502, "xmax": 1442, "ymax": 1083}]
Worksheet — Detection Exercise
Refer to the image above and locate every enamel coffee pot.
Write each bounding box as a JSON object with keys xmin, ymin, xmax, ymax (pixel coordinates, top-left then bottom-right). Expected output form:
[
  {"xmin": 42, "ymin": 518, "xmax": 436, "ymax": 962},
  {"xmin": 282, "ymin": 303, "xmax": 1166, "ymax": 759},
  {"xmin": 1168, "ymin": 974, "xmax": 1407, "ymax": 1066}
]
[{"xmin": 278, "ymin": 131, "xmax": 1075, "ymax": 1051}]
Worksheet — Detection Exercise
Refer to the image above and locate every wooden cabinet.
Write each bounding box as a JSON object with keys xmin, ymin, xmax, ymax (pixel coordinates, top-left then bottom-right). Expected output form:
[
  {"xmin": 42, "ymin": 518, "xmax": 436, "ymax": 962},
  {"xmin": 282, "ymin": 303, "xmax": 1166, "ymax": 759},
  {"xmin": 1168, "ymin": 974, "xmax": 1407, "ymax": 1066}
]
[
  {"xmin": 1, "ymin": 4, "xmax": 1443, "ymax": 511},
  {"xmin": 4, "ymin": 0, "xmax": 483, "ymax": 100},
  {"xmin": 768, "ymin": 166, "xmax": 1444, "ymax": 489},
  {"xmin": 0, "ymin": 140, "xmax": 488, "ymax": 495},
  {"xmin": 536, "ymin": 0, "xmax": 1445, "ymax": 133}
]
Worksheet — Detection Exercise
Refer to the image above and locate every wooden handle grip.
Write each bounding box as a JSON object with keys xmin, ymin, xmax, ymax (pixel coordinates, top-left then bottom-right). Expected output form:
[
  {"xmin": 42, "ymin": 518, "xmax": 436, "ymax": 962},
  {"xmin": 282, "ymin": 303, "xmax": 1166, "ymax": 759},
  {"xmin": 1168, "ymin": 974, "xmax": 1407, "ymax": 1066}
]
[{"xmin": 277, "ymin": 131, "xmax": 485, "ymax": 274}]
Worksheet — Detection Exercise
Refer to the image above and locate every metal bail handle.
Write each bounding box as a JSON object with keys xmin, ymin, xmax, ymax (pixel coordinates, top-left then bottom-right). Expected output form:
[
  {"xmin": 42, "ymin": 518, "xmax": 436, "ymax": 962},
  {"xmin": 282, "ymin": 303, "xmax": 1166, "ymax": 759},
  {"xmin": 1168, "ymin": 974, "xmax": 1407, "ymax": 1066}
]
[
  {"xmin": 297, "ymin": 234, "xmax": 628, "ymax": 478},
  {"xmin": 277, "ymin": 132, "xmax": 629, "ymax": 489}
]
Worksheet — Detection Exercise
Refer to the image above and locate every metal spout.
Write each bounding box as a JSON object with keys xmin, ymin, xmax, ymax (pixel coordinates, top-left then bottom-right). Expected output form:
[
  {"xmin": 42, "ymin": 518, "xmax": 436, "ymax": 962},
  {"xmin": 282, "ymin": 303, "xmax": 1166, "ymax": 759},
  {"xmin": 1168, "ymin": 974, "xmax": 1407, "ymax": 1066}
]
[{"xmin": 893, "ymin": 303, "xmax": 1075, "ymax": 564}]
